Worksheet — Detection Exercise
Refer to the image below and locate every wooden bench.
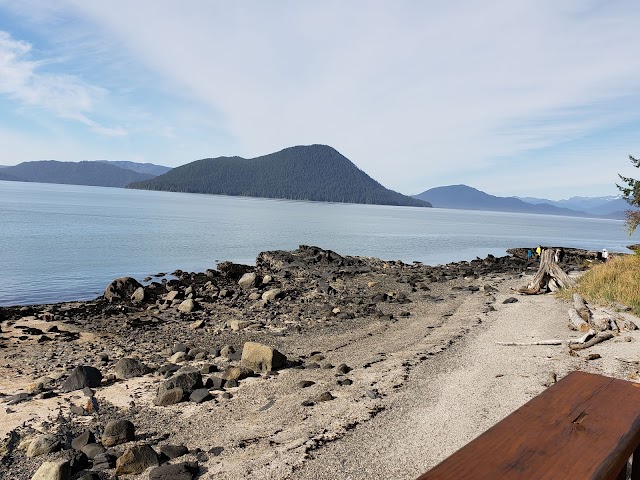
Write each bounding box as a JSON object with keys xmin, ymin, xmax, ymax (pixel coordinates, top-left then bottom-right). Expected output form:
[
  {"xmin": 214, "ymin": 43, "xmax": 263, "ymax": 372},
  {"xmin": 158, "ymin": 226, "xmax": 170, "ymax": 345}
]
[{"xmin": 417, "ymin": 371, "xmax": 640, "ymax": 480}]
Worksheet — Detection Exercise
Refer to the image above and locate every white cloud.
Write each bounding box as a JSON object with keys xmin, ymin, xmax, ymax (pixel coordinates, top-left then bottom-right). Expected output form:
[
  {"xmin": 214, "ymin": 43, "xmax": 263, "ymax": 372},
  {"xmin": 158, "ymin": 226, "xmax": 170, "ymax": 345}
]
[
  {"xmin": 2, "ymin": 1, "xmax": 640, "ymax": 196},
  {"xmin": 0, "ymin": 30, "xmax": 126, "ymax": 136}
]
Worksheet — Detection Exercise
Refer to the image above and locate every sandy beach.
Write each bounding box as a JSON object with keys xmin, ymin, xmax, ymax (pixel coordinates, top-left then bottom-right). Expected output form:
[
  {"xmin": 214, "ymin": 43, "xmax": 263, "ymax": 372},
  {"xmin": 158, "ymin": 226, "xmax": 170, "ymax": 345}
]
[{"xmin": 1, "ymin": 246, "xmax": 638, "ymax": 480}]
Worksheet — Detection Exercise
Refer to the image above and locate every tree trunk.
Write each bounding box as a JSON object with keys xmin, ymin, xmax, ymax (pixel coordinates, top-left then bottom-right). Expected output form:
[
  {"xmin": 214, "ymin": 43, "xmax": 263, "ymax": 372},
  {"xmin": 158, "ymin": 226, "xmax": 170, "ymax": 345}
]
[
  {"xmin": 518, "ymin": 249, "xmax": 577, "ymax": 294},
  {"xmin": 568, "ymin": 308, "xmax": 590, "ymax": 332},
  {"xmin": 573, "ymin": 293, "xmax": 591, "ymax": 322}
]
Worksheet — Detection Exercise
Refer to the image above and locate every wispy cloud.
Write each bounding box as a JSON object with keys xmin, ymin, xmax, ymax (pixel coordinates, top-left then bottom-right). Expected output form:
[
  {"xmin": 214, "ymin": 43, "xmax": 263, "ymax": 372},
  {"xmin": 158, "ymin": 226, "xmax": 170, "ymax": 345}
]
[
  {"xmin": 0, "ymin": 30, "xmax": 126, "ymax": 136},
  {"xmin": 1, "ymin": 1, "xmax": 639, "ymax": 197},
  {"xmin": 59, "ymin": 1, "xmax": 640, "ymax": 193}
]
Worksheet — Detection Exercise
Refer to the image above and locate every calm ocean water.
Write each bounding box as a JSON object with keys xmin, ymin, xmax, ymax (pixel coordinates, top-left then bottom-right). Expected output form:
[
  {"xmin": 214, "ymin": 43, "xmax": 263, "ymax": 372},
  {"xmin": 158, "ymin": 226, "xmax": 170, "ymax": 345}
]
[{"xmin": 0, "ymin": 180, "xmax": 637, "ymax": 306}]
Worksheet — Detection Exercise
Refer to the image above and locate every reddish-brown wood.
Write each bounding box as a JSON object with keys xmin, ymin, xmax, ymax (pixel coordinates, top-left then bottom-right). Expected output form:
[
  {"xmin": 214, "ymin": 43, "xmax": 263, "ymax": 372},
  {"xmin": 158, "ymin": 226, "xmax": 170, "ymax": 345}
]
[{"xmin": 417, "ymin": 372, "xmax": 640, "ymax": 480}]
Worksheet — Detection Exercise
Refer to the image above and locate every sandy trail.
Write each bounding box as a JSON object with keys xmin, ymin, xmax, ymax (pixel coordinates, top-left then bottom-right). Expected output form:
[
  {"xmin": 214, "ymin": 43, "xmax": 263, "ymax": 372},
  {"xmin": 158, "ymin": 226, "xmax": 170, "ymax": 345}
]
[{"xmin": 291, "ymin": 278, "xmax": 640, "ymax": 480}]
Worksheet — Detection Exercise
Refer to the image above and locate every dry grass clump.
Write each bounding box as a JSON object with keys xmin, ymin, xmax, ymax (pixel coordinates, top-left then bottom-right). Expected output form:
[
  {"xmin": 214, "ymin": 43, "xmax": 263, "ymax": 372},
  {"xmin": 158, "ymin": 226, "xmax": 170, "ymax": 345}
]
[{"xmin": 563, "ymin": 254, "xmax": 640, "ymax": 316}]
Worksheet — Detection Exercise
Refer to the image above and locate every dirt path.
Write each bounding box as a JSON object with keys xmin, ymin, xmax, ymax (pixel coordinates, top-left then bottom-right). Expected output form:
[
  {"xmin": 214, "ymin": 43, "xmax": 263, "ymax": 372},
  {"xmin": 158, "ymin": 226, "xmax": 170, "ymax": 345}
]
[
  {"xmin": 291, "ymin": 278, "xmax": 640, "ymax": 480},
  {"xmin": 162, "ymin": 276, "xmax": 489, "ymax": 479}
]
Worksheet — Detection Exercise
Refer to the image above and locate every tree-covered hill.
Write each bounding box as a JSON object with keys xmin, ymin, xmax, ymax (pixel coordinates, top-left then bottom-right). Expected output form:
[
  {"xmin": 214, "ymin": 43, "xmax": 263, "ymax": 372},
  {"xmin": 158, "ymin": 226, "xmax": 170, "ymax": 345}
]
[
  {"xmin": 0, "ymin": 160, "xmax": 155, "ymax": 187},
  {"xmin": 0, "ymin": 170, "xmax": 23, "ymax": 181},
  {"xmin": 128, "ymin": 145, "xmax": 430, "ymax": 207}
]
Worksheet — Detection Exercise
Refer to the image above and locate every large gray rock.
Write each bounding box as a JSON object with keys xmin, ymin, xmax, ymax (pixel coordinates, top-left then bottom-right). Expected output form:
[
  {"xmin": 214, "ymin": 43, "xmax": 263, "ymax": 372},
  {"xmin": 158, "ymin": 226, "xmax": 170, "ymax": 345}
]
[
  {"xmin": 104, "ymin": 277, "xmax": 142, "ymax": 302},
  {"xmin": 164, "ymin": 290, "xmax": 181, "ymax": 302},
  {"xmin": 71, "ymin": 430, "xmax": 95, "ymax": 451},
  {"xmin": 27, "ymin": 434, "xmax": 61, "ymax": 457},
  {"xmin": 168, "ymin": 351, "xmax": 189, "ymax": 363},
  {"xmin": 114, "ymin": 358, "xmax": 152, "ymax": 380},
  {"xmin": 238, "ymin": 272, "xmax": 257, "ymax": 289},
  {"xmin": 61, "ymin": 366, "xmax": 102, "ymax": 392},
  {"xmin": 217, "ymin": 262, "xmax": 252, "ymax": 280},
  {"xmin": 189, "ymin": 388, "xmax": 212, "ymax": 403},
  {"xmin": 80, "ymin": 443, "xmax": 105, "ymax": 460},
  {"xmin": 115, "ymin": 444, "xmax": 159, "ymax": 476},
  {"xmin": 153, "ymin": 387, "xmax": 184, "ymax": 406},
  {"xmin": 261, "ymin": 288, "xmax": 282, "ymax": 302},
  {"xmin": 241, "ymin": 342, "xmax": 287, "ymax": 372},
  {"xmin": 149, "ymin": 461, "xmax": 199, "ymax": 480},
  {"xmin": 157, "ymin": 370, "xmax": 202, "ymax": 397},
  {"xmin": 221, "ymin": 366, "xmax": 253, "ymax": 381},
  {"xmin": 130, "ymin": 286, "xmax": 145, "ymax": 303},
  {"xmin": 92, "ymin": 452, "xmax": 116, "ymax": 470},
  {"xmin": 158, "ymin": 444, "xmax": 188, "ymax": 459},
  {"xmin": 177, "ymin": 299, "xmax": 197, "ymax": 313},
  {"xmin": 30, "ymin": 458, "xmax": 70, "ymax": 480},
  {"xmin": 102, "ymin": 419, "xmax": 135, "ymax": 447}
]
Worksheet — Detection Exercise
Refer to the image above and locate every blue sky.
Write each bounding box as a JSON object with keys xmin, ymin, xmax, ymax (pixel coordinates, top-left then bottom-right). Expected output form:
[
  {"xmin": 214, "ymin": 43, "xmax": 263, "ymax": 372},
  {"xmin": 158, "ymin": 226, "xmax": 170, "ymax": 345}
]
[{"xmin": 0, "ymin": 1, "xmax": 639, "ymax": 199}]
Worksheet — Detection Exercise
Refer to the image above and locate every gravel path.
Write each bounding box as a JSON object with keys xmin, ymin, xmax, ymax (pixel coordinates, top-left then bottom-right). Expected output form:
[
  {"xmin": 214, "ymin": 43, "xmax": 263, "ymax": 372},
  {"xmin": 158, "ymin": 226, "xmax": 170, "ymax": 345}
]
[{"xmin": 291, "ymin": 279, "xmax": 640, "ymax": 480}]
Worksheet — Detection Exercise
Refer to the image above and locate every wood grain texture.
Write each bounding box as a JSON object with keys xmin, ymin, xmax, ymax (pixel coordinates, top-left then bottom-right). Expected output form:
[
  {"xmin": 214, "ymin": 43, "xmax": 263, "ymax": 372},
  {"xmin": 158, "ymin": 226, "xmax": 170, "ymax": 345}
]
[{"xmin": 417, "ymin": 371, "xmax": 640, "ymax": 480}]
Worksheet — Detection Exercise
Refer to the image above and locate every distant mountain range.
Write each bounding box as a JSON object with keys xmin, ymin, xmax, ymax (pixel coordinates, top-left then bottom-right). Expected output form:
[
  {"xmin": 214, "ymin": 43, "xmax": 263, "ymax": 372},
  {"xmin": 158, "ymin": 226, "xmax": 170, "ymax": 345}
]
[
  {"xmin": 97, "ymin": 160, "xmax": 172, "ymax": 176},
  {"xmin": 517, "ymin": 195, "xmax": 629, "ymax": 216},
  {"xmin": 0, "ymin": 150, "xmax": 634, "ymax": 218},
  {"xmin": 129, "ymin": 144, "xmax": 430, "ymax": 208},
  {"xmin": 0, "ymin": 160, "xmax": 171, "ymax": 188},
  {"xmin": 414, "ymin": 185, "xmax": 631, "ymax": 219}
]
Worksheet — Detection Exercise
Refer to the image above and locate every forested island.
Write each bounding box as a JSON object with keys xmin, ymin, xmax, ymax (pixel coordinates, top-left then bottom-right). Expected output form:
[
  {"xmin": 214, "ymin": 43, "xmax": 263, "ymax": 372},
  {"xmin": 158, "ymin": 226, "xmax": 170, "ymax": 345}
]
[{"xmin": 128, "ymin": 145, "xmax": 430, "ymax": 208}]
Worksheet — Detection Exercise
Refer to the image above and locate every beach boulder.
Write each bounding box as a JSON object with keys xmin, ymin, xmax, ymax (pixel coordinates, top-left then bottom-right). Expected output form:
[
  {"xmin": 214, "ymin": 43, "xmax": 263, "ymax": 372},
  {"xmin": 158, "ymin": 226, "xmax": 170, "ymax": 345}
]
[
  {"xmin": 26, "ymin": 435, "xmax": 60, "ymax": 457},
  {"xmin": 104, "ymin": 277, "xmax": 142, "ymax": 302},
  {"xmin": 115, "ymin": 444, "xmax": 159, "ymax": 475},
  {"xmin": 238, "ymin": 272, "xmax": 257, "ymax": 290},
  {"xmin": 157, "ymin": 370, "xmax": 202, "ymax": 398},
  {"xmin": 114, "ymin": 358, "xmax": 152, "ymax": 380},
  {"xmin": 241, "ymin": 342, "xmax": 287, "ymax": 372},
  {"xmin": 61, "ymin": 366, "xmax": 102, "ymax": 392},
  {"xmin": 30, "ymin": 458, "xmax": 70, "ymax": 480},
  {"xmin": 102, "ymin": 420, "xmax": 135, "ymax": 447}
]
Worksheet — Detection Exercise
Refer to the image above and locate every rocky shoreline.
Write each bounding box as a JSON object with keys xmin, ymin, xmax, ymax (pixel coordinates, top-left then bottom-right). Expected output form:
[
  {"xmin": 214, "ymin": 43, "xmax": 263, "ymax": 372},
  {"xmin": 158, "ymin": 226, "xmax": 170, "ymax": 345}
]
[{"xmin": 0, "ymin": 246, "xmax": 604, "ymax": 479}]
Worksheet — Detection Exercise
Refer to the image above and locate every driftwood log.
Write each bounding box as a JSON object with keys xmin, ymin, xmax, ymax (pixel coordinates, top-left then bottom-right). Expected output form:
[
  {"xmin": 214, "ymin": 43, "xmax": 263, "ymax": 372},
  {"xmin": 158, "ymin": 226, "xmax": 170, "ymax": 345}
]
[
  {"xmin": 573, "ymin": 293, "xmax": 591, "ymax": 322},
  {"xmin": 569, "ymin": 331, "xmax": 614, "ymax": 350},
  {"xmin": 519, "ymin": 249, "xmax": 577, "ymax": 294},
  {"xmin": 591, "ymin": 316, "xmax": 611, "ymax": 332},
  {"xmin": 602, "ymin": 308, "xmax": 638, "ymax": 331},
  {"xmin": 568, "ymin": 308, "xmax": 590, "ymax": 332},
  {"xmin": 496, "ymin": 330, "xmax": 595, "ymax": 347}
]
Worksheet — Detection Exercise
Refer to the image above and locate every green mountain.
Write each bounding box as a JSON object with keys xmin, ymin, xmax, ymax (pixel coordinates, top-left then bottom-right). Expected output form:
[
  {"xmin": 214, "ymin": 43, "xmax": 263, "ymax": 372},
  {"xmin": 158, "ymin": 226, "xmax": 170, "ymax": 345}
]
[
  {"xmin": 129, "ymin": 145, "xmax": 430, "ymax": 207},
  {"xmin": 0, "ymin": 160, "xmax": 155, "ymax": 187}
]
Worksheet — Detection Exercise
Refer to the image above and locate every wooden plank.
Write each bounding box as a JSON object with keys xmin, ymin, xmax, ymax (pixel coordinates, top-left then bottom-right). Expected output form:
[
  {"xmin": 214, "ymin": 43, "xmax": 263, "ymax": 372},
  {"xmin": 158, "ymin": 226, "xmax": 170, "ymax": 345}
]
[{"xmin": 417, "ymin": 372, "xmax": 640, "ymax": 480}]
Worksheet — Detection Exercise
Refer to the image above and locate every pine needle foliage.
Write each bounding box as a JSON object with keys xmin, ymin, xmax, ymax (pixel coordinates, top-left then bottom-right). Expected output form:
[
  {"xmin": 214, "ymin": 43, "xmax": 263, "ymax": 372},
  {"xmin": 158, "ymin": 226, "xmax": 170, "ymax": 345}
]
[{"xmin": 617, "ymin": 155, "xmax": 640, "ymax": 234}]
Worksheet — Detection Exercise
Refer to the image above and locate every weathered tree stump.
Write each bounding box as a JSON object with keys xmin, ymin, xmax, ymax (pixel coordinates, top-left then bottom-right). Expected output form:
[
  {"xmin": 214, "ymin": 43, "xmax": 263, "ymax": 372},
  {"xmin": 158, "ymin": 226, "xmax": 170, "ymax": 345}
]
[
  {"xmin": 518, "ymin": 249, "xmax": 577, "ymax": 294},
  {"xmin": 573, "ymin": 293, "xmax": 591, "ymax": 322}
]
